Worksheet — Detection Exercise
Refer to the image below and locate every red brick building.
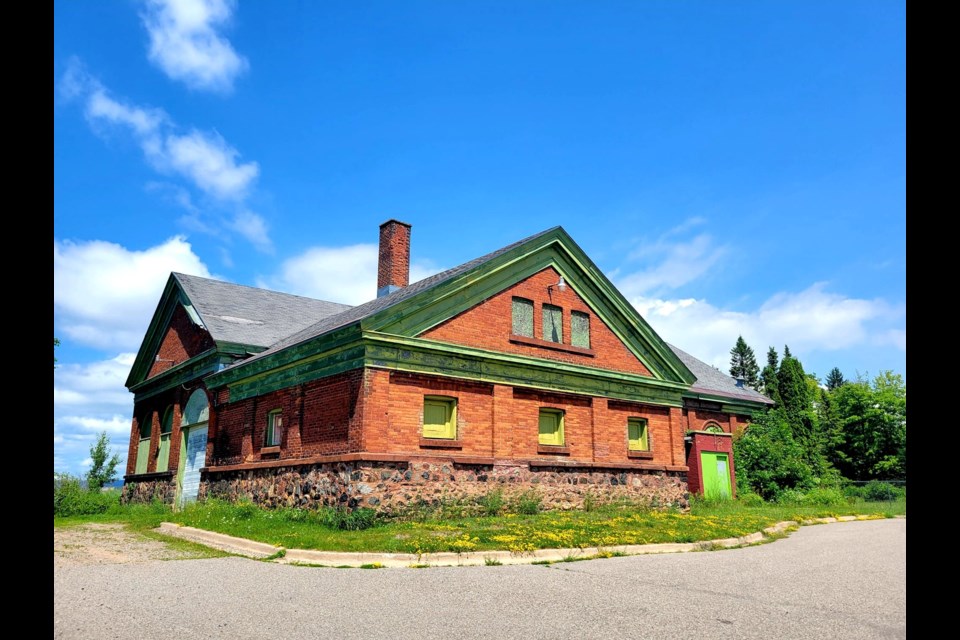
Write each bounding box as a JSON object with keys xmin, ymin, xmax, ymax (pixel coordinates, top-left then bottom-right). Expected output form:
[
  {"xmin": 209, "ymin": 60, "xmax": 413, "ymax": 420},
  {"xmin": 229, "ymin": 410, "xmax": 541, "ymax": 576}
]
[{"xmin": 123, "ymin": 222, "xmax": 772, "ymax": 511}]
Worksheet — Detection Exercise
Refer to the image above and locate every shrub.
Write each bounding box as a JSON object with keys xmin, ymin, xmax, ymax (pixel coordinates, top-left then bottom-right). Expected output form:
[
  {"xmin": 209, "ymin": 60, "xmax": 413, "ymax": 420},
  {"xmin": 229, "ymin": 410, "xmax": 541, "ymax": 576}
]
[
  {"xmin": 803, "ymin": 487, "xmax": 848, "ymax": 506},
  {"xmin": 774, "ymin": 488, "xmax": 808, "ymax": 505},
  {"xmin": 479, "ymin": 489, "xmax": 505, "ymax": 517},
  {"xmin": 54, "ymin": 474, "xmax": 121, "ymax": 517},
  {"xmin": 320, "ymin": 506, "xmax": 378, "ymax": 531},
  {"xmin": 512, "ymin": 490, "xmax": 542, "ymax": 515},
  {"xmin": 863, "ymin": 481, "xmax": 901, "ymax": 502},
  {"xmin": 737, "ymin": 492, "xmax": 765, "ymax": 507}
]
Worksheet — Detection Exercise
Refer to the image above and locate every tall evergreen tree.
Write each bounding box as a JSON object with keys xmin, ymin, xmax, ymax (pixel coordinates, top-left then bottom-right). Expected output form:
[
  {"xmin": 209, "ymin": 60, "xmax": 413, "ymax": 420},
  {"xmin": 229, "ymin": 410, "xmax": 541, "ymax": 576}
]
[
  {"xmin": 783, "ymin": 344, "xmax": 792, "ymax": 359},
  {"xmin": 760, "ymin": 346, "xmax": 779, "ymax": 402},
  {"xmin": 825, "ymin": 367, "xmax": 845, "ymax": 391},
  {"xmin": 729, "ymin": 335, "xmax": 760, "ymax": 389}
]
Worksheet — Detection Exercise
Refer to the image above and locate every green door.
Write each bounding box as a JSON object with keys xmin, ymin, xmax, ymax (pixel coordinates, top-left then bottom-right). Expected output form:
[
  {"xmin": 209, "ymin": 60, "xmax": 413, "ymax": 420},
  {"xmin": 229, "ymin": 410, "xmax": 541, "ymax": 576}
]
[{"xmin": 701, "ymin": 452, "xmax": 732, "ymax": 499}]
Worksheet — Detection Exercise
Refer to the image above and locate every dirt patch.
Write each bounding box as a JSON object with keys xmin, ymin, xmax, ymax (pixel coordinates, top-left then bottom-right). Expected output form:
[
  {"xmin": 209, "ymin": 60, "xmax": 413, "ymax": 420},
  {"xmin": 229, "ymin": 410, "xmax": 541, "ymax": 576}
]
[{"xmin": 54, "ymin": 523, "xmax": 213, "ymax": 568}]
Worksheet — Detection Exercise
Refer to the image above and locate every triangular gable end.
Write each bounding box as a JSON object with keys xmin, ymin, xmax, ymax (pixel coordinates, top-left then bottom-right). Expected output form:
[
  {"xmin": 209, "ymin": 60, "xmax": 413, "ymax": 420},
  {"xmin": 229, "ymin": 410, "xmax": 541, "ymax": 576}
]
[
  {"xmin": 362, "ymin": 227, "xmax": 695, "ymax": 385},
  {"xmin": 124, "ymin": 274, "xmax": 210, "ymax": 389}
]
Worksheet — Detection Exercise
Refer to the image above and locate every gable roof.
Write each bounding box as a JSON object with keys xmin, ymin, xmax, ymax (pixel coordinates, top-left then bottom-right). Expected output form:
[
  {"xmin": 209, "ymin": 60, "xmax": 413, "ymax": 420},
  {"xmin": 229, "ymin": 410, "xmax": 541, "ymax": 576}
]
[
  {"xmin": 173, "ymin": 273, "xmax": 352, "ymax": 348},
  {"xmin": 125, "ymin": 273, "xmax": 351, "ymax": 389},
  {"xmin": 231, "ymin": 227, "xmax": 559, "ymax": 368},
  {"xmin": 667, "ymin": 343, "xmax": 774, "ymax": 405}
]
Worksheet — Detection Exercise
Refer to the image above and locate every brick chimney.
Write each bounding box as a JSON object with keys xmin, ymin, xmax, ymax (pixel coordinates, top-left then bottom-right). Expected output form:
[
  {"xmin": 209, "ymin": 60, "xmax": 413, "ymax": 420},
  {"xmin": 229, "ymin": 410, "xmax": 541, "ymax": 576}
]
[{"xmin": 377, "ymin": 219, "xmax": 412, "ymax": 298}]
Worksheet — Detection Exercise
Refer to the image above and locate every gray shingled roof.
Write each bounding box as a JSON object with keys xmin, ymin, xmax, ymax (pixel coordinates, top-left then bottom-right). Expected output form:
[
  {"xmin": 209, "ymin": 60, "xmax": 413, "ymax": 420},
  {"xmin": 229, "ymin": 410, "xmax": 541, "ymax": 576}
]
[
  {"xmin": 667, "ymin": 343, "xmax": 774, "ymax": 405},
  {"xmin": 226, "ymin": 227, "xmax": 560, "ymax": 368},
  {"xmin": 174, "ymin": 273, "xmax": 352, "ymax": 349}
]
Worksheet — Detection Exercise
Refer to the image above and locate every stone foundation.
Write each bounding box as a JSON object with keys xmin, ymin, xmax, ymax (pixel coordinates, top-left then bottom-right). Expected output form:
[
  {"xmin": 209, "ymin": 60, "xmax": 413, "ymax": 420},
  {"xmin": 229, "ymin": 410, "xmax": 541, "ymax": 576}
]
[
  {"xmin": 122, "ymin": 475, "xmax": 177, "ymax": 505},
  {"xmin": 202, "ymin": 460, "xmax": 689, "ymax": 515}
]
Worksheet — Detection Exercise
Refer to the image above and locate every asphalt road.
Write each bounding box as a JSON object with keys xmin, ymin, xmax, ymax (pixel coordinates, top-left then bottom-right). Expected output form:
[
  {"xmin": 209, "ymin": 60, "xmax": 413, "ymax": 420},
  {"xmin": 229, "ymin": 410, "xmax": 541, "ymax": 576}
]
[{"xmin": 54, "ymin": 518, "xmax": 905, "ymax": 640}]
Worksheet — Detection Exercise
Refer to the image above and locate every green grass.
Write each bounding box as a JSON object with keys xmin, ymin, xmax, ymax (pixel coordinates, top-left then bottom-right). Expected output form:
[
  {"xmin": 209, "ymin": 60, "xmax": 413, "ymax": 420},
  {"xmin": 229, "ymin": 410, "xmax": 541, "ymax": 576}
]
[{"xmin": 52, "ymin": 495, "xmax": 905, "ymax": 556}]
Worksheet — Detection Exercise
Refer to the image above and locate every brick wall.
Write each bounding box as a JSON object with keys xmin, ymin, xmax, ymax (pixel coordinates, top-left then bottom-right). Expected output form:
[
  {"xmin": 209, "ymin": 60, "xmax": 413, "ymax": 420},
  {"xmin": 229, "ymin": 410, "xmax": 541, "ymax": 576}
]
[
  {"xmin": 211, "ymin": 369, "xmax": 365, "ymax": 466},
  {"xmin": 125, "ymin": 385, "xmax": 194, "ymax": 476},
  {"xmin": 420, "ymin": 267, "xmax": 653, "ymax": 377},
  {"xmin": 146, "ymin": 305, "xmax": 215, "ymax": 379}
]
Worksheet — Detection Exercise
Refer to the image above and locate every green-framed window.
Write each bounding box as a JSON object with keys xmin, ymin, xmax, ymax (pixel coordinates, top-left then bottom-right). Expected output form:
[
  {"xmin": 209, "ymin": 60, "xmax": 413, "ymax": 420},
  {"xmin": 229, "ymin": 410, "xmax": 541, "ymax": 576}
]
[
  {"xmin": 135, "ymin": 414, "xmax": 152, "ymax": 474},
  {"xmin": 542, "ymin": 304, "xmax": 563, "ymax": 343},
  {"xmin": 628, "ymin": 417, "xmax": 649, "ymax": 451},
  {"xmin": 538, "ymin": 408, "xmax": 565, "ymax": 446},
  {"xmin": 571, "ymin": 311, "xmax": 590, "ymax": 348},
  {"xmin": 512, "ymin": 297, "xmax": 534, "ymax": 337},
  {"xmin": 265, "ymin": 410, "xmax": 283, "ymax": 447},
  {"xmin": 423, "ymin": 396, "xmax": 457, "ymax": 439},
  {"xmin": 156, "ymin": 407, "xmax": 173, "ymax": 472}
]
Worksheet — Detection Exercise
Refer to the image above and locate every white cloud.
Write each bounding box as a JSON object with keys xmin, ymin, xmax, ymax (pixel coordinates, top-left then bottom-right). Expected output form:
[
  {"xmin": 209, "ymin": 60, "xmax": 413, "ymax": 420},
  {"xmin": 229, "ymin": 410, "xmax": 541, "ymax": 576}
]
[
  {"xmin": 260, "ymin": 244, "xmax": 440, "ymax": 305},
  {"xmin": 57, "ymin": 415, "xmax": 132, "ymax": 436},
  {"xmin": 162, "ymin": 130, "xmax": 259, "ymax": 201},
  {"xmin": 54, "ymin": 353, "xmax": 137, "ymax": 476},
  {"xmin": 58, "ymin": 58, "xmax": 266, "ymax": 250},
  {"xmin": 227, "ymin": 210, "xmax": 273, "ymax": 254},
  {"xmin": 54, "ymin": 237, "xmax": 211, "ymax": 350},
  {"xmin": 54, "ymin": 353, "xmax": 136, "ymax": 407},
  {"xmin": 629, "ymin": 282, "xmax": 905, "ymax": 373},
  {"xmin": 140, "ymin": 0, "xmax": 249, "ymax": 93},
  {"xmin": 618, "ymin": 233, "xmax": 729, "ymax": 297}
]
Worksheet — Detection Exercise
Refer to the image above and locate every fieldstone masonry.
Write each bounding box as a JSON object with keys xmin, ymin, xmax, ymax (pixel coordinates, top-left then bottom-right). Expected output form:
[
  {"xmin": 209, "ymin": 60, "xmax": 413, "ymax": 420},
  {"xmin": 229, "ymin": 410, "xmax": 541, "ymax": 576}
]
[{"xmin": 201, "ymin": 461, "xmax": 689, "ymax": 514}]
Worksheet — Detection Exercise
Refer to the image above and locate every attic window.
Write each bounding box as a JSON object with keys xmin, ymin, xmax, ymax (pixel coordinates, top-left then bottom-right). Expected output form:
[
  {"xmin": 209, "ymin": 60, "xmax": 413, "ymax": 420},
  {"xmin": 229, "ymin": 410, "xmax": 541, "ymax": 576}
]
[
  {"xmin": 571, "ymin": 311, "xmax": 590, "ymax": 348},
  {"xmin": 512, "ymin": 298, "xmax": 534, "ymax": 337},
  {"xmin": 542, "ymin": 304, "xmax": 563, "ymax": 343}
]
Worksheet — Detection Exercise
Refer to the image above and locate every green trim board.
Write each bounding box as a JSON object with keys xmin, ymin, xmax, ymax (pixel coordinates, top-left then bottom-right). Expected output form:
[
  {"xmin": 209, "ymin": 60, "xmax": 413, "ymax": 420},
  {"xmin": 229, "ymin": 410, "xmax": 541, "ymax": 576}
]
[
  {"xmin": 220, "ymin": 330, "xmax": 690, "ymax": 405},
  {"xmin": 126, "ymin": 275, "xmax": 206, "ymax": 388},
  {"xmin": 361, "ymin": 228, "xmax": 694, "ymax": 385},
  {"xmin": 130, "ymin": 350, "xmax": 229, "ymax": 403}
]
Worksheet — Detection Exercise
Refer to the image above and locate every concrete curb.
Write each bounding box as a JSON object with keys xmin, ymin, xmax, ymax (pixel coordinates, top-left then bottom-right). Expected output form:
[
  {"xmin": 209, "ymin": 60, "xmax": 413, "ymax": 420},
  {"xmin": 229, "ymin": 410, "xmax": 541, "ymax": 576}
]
[{"xmin": 156, "ymin": 514, "xmax": 899, "ymax": 568}]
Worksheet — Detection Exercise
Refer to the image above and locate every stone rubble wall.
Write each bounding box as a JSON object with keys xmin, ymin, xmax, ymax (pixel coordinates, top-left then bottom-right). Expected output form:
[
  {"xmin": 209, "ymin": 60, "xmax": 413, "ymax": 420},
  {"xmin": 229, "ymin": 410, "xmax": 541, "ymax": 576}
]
[{"xmin": 201, "ymin": 460, "xmax": 689, "ymax": 514}]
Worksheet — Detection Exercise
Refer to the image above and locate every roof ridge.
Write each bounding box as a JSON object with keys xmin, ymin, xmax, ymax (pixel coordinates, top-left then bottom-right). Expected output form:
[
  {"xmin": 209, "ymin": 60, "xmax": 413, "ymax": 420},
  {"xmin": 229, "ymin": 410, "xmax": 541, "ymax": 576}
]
[{"xmin": 173, "ymin": 272, "xmax": 353, "ymax": 308}]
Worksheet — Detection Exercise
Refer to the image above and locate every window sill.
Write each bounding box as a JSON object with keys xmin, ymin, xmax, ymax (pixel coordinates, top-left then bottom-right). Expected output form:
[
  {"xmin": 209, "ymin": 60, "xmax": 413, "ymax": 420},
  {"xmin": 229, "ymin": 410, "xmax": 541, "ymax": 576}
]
[
  {"xmin": 261, "ymin": 446, "xmax": 281, "ymax": 455},
  {"xmin": 627, "ymin": 450, "xmax": 654, "ymax": 459},
  {"xmin": 419, "ymin": 438, "xmax": 463, "ymax": 449},
  {"xmin": 509, "ymin": 335, "xmax": 595, "ymax": 357},
  {"xmin": 537, "ymin": 444, "xmax": 571, "ymax": 455}
]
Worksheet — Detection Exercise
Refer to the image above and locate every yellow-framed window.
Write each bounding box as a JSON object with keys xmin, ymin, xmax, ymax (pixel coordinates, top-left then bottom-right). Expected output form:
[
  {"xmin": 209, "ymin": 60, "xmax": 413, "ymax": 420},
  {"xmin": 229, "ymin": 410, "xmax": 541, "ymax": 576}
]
[
  {"xmin": 423, "ymin": 396, "xmax": 457, "ymax": 439},
  {"xmin": 628, "ymin": 417, "xmax": 649, "ymax": 451},
  {"xmin": 538, "ymin": 408, "xmax": 565, "ymax": 446}
]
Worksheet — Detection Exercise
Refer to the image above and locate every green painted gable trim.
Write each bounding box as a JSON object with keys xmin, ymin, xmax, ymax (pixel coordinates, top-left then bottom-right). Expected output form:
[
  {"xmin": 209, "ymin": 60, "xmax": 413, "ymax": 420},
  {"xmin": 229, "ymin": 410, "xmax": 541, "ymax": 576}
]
[
  {"xmin": 125, "ymin": 274, "xmax": 207, "ymax": 389},
  {"xmin": 217, "ymin": 331, "xmax": 688, "ymax": 407},
  {"xmin": 130, "ymin": 350, "xmax": 227, "ymax": 403},
  {"xmin": 361, "ymin": 227, "xmax": 695, "ymax": 385},
  {"xmin": 681, "ymin": 391, "xmax": 770, "ymax": 416},
  {"xmin": 205, "ymin": 323, "xmax": 363, "ymax": 390},
  {"xmin": 363, "ymin": 332, "xmax": 687, "ymax": 407}
]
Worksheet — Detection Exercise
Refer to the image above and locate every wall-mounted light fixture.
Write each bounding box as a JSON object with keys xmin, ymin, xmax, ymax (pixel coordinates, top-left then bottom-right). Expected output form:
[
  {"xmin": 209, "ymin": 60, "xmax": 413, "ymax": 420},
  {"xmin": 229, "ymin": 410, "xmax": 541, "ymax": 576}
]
[{"xmin": 548, "ymin": 275, "xmax": 567, "ymax": 293}]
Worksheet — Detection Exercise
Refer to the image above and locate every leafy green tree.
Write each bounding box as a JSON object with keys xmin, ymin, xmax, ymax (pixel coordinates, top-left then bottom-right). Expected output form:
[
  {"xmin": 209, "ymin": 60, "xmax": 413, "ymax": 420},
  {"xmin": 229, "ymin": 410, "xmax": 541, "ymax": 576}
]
[
  {"xmin": 729, "ymin": 335, "xmax": 760, "ymax": 389},
  {"xmin": 825, "ymin": 367, "xmax": 845, "ymax": 391},
  {"xmin": 827, "ymin": 372, "xmax": 906, "ymax": 480},
  {"xmin": 733, "ymin": 409, "xmax": 815, "ymax": 500},
  {"xmin": 760, "ymin": 346, "xmax": 779, "ymax": 402},
  {"xmin": 86, "ymin": 431, "xmax": 121, "ymax": 492}
]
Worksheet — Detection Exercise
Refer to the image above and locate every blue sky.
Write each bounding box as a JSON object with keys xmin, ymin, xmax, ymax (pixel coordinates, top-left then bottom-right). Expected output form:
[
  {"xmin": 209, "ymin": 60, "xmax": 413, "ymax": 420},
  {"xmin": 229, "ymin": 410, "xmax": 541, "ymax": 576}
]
[{"xmin": 54, "ymin": 0, "xmax": 905, "ymax": 475}]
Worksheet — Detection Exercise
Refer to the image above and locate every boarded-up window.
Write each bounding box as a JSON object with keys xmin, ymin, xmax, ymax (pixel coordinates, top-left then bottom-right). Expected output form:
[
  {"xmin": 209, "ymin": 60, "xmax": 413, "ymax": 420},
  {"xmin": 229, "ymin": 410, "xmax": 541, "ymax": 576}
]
[
  {"xmin": 423, "ymin": 396, "xmax": 457, "ymax": 439},
  {"xmin": 571, "ymin": 311, "xmax": 590, "ymax": 348},
  {"xmin": 628, "ymin": 418, "xmax": 649, "ymax": 451},
  {"xmin": 512, "ymin": 298, "xmax": 534, "ymax": 337},
  {"xmin": 539, "ymin": 408, "xmax": 565, "ymax": 446},
  {"xmin": 265, "ymin": 410, "xmax": 283, "ymax": 447},
  {"xmin": 156, "ymin": 407, "xmax": 173, "ymax": 472},
  {"xmin": 542, "ymin": 304, "xmax": 563, "ymax": 343}
]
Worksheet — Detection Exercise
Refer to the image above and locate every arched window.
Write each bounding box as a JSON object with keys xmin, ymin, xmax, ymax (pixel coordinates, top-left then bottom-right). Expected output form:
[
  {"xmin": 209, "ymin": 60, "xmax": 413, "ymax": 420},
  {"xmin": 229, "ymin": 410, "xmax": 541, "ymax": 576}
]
[
  {"xmin": 704, "ymin": 422, "xmax": 724, "ymax": 434},
  {"xmin": 135, "ymin": 413, "xmax": 153, "ymax": 474},
  {"xmin": 156, "ymin": 407, "xmax": 174, "ymax": 472}
]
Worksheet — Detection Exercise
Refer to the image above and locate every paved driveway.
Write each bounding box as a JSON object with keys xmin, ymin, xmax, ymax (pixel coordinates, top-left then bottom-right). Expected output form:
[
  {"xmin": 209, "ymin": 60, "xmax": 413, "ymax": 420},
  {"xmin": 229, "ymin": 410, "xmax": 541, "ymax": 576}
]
[{"xmin": 54, "ymin": 518, "xmax": 905, "ymax": 639}]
